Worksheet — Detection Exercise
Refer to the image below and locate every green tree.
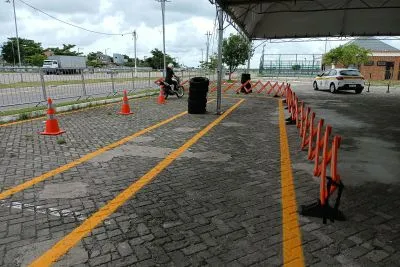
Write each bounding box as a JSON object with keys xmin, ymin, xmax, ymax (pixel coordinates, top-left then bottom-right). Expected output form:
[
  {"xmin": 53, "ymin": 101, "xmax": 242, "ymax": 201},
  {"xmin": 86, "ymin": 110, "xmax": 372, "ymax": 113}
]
[
  {"xmin": 26, "ymin": 54, "xmax": 47, "ymax": 66},
  {"xmin": 145, "ymin": 48, "xmax": 179, "ymax": 69},
  {"xmin": 292, "ymin": 64, "xmax": 301, "ymax": 71},
  {"xmin": 1, "ymin": 37, "xmax": 43, "ymax": 64},
  {"xmin": 323, "ymin": 44, "xmax": 371, "ymax": 68},
  {"xmin": 47, "ymin": 44, "xmax": 83, "ymax": 56},
  {"xmin": 200, "ymin": 53, "xmax": 218, "ymax": 72},
  {"xmin": 222, "ymin": 34, "xmax": 251, "ymax": 80}
]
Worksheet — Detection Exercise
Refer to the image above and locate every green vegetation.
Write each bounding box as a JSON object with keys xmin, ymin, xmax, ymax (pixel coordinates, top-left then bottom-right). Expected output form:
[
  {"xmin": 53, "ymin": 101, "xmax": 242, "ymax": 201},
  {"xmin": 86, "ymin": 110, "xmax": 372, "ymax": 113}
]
[
  {"xmin": 323, "ymin": 44, "xmax": 371, "ymax": 67},
  {"xmin": 222, "ymin": 34, "xmax": 252, "ymax": 80},
  {"xmin": 56, "ymin": 137, "xmax": 66, "ymax": 144}
]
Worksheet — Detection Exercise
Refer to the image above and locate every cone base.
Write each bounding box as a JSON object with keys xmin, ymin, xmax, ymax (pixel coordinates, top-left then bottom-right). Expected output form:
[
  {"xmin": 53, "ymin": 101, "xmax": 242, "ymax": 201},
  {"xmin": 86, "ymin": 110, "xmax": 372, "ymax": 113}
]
[
  {"xmin": 40, "ymin": 130, "xmax": 65, "ymax": 136},
  {"xmin": 118, "ymin": 112, "xmax": 134, "ymax": 115}
]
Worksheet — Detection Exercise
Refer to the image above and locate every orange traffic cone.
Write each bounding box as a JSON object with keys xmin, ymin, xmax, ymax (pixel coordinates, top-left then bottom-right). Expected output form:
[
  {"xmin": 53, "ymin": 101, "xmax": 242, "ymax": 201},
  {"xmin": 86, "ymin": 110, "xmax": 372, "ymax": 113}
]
[
  {"xmin": 157, "ymin": 87, "xmax": 166, "ymax": 104},
  {"xmin": 118, "ymin": 90, "xmax": 133, "ymax": 115},
  {"xmin": 40, "ymin": 98, "xmax": 65, "ymax": 135}
]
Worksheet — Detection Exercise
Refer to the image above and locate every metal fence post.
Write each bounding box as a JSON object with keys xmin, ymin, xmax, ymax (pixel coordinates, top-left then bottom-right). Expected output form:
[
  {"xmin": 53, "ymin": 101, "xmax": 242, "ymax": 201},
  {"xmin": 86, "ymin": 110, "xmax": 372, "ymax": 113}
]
[
  {"xmin": 111, "ymin": 71, "xmax": 116, "ymax": 94},
  {"xmin": 40, "ymin": 70, "xmax": 47, "ymax": 101},
  {"xmin": 131, "ymin": 69, "xmax": 135, "ymax": 92},
  {"xmin": 81, "ymin": 71, "xmax": 87, "ymax": 97},
  {"xmin": 148, "ymin": 71, "xmax": 151, "ymax": 87}
]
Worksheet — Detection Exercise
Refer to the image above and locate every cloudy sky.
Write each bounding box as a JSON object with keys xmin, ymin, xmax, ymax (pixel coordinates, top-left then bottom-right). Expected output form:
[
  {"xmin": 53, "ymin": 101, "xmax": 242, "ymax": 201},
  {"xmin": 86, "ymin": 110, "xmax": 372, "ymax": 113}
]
[{"xmin": 1, "ymin": 0, "xmax": 400, "ymax": 68}]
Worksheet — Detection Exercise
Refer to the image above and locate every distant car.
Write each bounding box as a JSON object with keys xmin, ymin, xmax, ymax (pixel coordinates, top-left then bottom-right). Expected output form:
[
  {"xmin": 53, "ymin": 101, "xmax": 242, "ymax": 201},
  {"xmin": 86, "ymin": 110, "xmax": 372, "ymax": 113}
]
[{"xmin": 313, "ymin": 68, "xmax": 365, "ymax": 94}]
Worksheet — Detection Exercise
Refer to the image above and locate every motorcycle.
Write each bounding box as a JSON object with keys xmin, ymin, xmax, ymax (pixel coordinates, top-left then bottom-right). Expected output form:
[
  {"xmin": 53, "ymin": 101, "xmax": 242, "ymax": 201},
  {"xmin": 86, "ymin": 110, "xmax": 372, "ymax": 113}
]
[{"xmin": 159, "ymin": 76, "xmax": 184, "ymax": 99}]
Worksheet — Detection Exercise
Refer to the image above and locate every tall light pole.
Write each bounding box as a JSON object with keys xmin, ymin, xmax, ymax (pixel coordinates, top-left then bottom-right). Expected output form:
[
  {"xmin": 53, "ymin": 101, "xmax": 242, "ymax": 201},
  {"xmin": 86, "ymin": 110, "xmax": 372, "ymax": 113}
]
[
  {"xmin": 205, "ymin": 31, "xmax": 212, "ymax": 64},
  {"xmin": 216, "ymin": 5, "xmax": 224, "ymax": 115},
  {"xmin": 156, "ymin": 0, "xmax": 168, "ymax": 78},
  {"xmin": 133, "ymin": 31, "xmax": 137, "ymax": 77},
  {"xmin": 9, "ymin": 0, "xmax": 22, "ymax": 69}
]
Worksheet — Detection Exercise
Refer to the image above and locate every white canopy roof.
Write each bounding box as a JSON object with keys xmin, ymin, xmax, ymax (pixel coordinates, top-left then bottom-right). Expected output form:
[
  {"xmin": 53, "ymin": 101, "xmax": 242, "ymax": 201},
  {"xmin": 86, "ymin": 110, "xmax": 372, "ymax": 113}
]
[{"xmin": 215, "ymin": 0, "xmax": 400, "ymax": 39}]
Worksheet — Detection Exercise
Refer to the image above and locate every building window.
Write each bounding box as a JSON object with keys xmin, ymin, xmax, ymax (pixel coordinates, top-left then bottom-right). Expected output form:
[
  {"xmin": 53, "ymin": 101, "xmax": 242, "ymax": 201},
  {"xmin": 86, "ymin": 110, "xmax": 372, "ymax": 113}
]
[
  {"xmin": 364, "ymin": 61, "xmax": 374, "ymax": 66},
  {"xmin": 377, "ymin": 61, "xmax": 386, "ymax": 66}
]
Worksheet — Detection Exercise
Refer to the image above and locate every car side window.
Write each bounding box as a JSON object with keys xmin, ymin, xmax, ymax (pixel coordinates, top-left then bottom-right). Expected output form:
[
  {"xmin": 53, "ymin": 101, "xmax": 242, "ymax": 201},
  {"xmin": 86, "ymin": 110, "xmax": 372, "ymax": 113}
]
[
  {"xmin": 328, "ymin": 70, "xmax": 337, "ymax": 76},
  {"xmin": 322, "ymin": 71, "xmax": 330, "ymax": 76}
]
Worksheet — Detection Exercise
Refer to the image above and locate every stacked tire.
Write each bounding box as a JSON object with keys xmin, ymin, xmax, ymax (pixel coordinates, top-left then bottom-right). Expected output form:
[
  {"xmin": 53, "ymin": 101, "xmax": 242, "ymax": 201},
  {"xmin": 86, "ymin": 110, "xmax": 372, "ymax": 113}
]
[
  {"xmin": 188, "ymin": 77, "xmax": 209, "ymax": 114},
  {"xmin": 241, "ymin": 73, "xmax": 252, "ymax": 93}
]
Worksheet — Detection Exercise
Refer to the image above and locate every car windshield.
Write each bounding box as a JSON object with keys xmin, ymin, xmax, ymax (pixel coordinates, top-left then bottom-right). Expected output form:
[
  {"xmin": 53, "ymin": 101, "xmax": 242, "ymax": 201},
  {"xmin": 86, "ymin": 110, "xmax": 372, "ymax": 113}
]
[
  {"xmin": 340, "ymin": 70, "xmax": 361, "ymax": 76},
  {"xmin": 43, "ymin": 60, "xmax": 53, "ymax": 65}
]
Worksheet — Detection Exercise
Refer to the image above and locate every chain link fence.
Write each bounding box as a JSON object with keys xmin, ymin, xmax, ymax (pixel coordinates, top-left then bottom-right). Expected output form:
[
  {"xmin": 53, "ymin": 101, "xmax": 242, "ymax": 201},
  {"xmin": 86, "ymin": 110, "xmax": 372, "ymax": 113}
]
[{"xmin": 0, "ymin": 67, "xmax": 213, "ymax": 110}]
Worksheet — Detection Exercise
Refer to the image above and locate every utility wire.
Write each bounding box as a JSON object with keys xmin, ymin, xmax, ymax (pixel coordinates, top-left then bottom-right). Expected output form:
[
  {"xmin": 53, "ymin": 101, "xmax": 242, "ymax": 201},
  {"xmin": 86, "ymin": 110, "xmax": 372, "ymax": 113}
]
[{"xmin": 16, "ymin": 0, "xmax": 132, "ymax": 36}]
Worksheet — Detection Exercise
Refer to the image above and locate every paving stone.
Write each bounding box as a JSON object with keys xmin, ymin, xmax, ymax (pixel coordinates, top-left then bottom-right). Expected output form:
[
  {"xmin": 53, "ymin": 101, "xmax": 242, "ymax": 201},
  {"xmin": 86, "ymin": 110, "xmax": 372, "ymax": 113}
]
[
  {"xmin": 88, "ymin": 254, "xmax": 111, "ymax": 266},
  {"xmin": 133, "ymin": 245, "xmax": 151, "ymax": 261},
  {"xmin": 117, "ymin": 242, "xmax": 133, "ymax": 257},
  {"xmin": 182, "ymin": 243, "xmax": 207, "ymax": 255},
  {"xmin": 365, "ymin": 249, "xmax": 389, "ymax": 263}
]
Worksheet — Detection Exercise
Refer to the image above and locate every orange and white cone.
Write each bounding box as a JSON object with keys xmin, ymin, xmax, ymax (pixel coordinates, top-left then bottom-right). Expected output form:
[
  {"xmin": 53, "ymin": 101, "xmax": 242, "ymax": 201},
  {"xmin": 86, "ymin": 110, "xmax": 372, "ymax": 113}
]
[
  {"xmin": 157, "ymin": 87, "xmax": 166, "ymax": 104},
  {"xmin": 40, "ymin": 98, "xmax": 65, "ymax": 135},
  {"xmin": 118, "ymin": 90, "xmax": 133, "ymax": 115}
]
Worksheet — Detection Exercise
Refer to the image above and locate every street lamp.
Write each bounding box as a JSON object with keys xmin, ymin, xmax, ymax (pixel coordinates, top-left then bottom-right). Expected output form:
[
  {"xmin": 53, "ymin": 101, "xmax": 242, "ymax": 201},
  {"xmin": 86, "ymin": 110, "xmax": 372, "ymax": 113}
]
[
  {"xmin": 6, "ymin": 0, "xmax": 22, "ymax": 67},
  {"xmin": 156, "ymin": 0, "xmax": 168, "ymax": 78}
]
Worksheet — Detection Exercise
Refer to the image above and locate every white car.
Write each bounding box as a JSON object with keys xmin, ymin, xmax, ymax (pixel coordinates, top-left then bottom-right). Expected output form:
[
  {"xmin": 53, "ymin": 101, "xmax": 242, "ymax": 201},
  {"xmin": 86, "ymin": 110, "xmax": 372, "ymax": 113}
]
[{"xmin": 313, "ymin": 68, "xmax": 365, "ymax": 94}]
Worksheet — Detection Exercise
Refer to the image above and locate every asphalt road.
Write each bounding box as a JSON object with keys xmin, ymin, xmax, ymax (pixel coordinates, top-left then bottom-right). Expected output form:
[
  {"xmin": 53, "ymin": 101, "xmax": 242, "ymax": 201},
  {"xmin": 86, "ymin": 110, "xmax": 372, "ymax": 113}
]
[{"xmin": 287, "ymin": 80, "xmax": 400, "ymax": 186}]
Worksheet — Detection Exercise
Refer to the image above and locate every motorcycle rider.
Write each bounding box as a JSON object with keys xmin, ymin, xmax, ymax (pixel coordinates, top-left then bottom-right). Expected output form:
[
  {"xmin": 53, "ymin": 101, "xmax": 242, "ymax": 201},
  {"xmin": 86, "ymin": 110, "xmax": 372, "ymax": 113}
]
[{"xmin": 165, "ymin": 63, "xmax": 178, "ymax": 93}]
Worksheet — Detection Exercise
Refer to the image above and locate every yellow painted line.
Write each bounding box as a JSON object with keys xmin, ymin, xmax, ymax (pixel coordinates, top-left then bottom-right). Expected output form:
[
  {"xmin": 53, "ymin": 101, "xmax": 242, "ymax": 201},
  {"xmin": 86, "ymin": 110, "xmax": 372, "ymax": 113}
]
[
  {"xmin": 0, "ymin": 110, "xmax": 187, "ymax": 200},
  {"xmin": 279, "ymin": 100, "xmax": 305, "ymax": 267},
  {"xmin": 29, "ymin": 98, "xmax": 245, "ymax": 267}
]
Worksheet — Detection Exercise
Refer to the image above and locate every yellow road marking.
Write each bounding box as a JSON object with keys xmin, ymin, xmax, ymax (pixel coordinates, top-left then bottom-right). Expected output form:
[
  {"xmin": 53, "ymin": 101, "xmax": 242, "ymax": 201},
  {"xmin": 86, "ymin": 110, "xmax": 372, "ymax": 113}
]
[
  {"xmin": 279, "ymin": 100, "xmax": 305, "ymax": 267},
  {"xmin": 0, "ymin": 110, "xmax": 187, "ymax": 200},
  {"xmin": 29, "ymin": 99, "xmax": 245, "ymax": 267}
]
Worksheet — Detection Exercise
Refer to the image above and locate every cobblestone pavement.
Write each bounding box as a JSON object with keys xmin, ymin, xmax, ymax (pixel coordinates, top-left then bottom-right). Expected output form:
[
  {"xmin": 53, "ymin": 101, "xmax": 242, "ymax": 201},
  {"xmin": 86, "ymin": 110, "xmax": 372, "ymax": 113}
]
[{"xmin": 0, "ymin": 86, "xmax": 399, "ymax": 266}]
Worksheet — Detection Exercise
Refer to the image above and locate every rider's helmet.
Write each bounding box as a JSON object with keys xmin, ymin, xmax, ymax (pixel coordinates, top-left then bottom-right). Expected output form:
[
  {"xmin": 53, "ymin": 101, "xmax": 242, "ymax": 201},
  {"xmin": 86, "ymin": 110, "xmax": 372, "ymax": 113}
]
[{"xmin": 167, "ymin": 63, "xmax": 174, "ymax": 69}]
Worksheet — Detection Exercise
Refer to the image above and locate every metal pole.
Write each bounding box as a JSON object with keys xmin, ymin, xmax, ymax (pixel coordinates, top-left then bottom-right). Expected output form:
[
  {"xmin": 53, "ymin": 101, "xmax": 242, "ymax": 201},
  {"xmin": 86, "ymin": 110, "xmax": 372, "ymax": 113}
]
[
  {"xmin": 40, "ymin": 70, "xmax": 47, "ymax": 102},
  {"xmin": 131, "ymin": 69, "xmax": 135, "ymax": 92},
  {"xmin": 205, "ymin": 31, "xmax": 211, "ymax": 64},
  {"xmin": 12, "ymin": 0, "xmax": 21, "ymax": 68},
  {"xmin": 11, "ymin": 0, "xmax": 23, "ymax": 82},
  {"xmin": 81, "ymin": 71, "xmax": 87, "ymax": 96},
  {"xmin": 159, "ymin": 0, "xmax": 167, "ymax": 78},
  {"xmin": 216, "ymin": 5, "xmax": 224, "ymax": 115},
  {"xmin": 134, "ymin": 30, "xmax": 137, "ymax": 78},
  {"xmin": 111, "ymin": 72, "xmax": 115, "ymax": 94}
]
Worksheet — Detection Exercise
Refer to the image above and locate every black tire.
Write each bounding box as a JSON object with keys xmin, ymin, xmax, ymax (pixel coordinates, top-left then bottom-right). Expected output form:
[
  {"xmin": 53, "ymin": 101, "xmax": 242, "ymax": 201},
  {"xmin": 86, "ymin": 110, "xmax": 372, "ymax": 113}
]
[
  {"xmin": 189, "ymin": 90, "xmax": 208, "ymax": 99},
  {"xmin": 313, "ymin": 81, "xmax": 319, "ymax": 91},
  {"xmin": 241, "ymin": 73, "xmax": 251, "ymax": 84},
  {"xmin": 355, "ymin": 88, "xmax": 363, "ymax": 94},
  {"xmin": 188, "ymin": 98, "xmax": 207, "ymax": 106},
  {"xmin": 175, "ymin": 86, "xmax": 184, "ymax": 98},
  {"xmin": 189, "ymin": 77, "xmax": 209, "ymax": 93},
  {"xmin": 188, "ymin": 105, "xmax": 206, "ymax": 114},
  {"xmin": 329, "ymin": 83, "xmax": 337, "ymax": 94}
]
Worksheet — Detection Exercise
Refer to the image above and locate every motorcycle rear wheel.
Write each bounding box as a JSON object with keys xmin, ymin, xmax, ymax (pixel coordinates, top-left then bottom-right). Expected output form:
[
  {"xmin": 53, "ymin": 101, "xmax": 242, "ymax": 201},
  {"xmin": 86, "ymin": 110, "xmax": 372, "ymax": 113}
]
[{"xmin": 176, "ymin": 86, "xmax": 184, "ymax": 98}]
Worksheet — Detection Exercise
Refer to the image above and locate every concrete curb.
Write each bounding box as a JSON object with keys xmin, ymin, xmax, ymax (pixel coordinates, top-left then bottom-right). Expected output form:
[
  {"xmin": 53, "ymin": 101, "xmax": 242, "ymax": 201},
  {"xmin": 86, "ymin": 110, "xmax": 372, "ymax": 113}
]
[{"xmin": 0, "ymin": 91, "xmax": 158, "ymax": 123}]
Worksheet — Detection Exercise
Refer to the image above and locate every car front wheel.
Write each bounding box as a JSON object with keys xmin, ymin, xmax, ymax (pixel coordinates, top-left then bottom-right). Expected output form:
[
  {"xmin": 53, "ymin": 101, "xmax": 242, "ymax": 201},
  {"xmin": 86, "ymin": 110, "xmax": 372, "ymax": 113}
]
[
  {"xmin": 330, "ymin": 83, "xmax": 337, "ymax": 93},
  {"xmin": 355, "ymin": 88, "xmax": 363, "ymax": 94},
  {"xmin": 313, "ymin": 81, "xmax": 319, "ymax": 91}
]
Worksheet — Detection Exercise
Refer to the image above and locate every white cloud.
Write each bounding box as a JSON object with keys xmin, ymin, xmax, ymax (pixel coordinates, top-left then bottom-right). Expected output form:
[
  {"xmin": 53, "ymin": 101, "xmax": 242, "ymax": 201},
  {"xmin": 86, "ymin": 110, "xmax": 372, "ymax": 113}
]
[{"xmin": 1, "ymin": 0, "xmax": 400, "ymax": 68}]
